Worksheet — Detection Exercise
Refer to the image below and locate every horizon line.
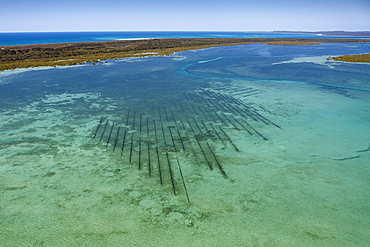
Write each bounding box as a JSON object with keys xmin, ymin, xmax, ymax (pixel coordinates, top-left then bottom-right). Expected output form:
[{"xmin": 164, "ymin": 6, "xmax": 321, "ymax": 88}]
[{"xmin": 1, "ymin": 30, "xmax": 370, "ymax": 33}]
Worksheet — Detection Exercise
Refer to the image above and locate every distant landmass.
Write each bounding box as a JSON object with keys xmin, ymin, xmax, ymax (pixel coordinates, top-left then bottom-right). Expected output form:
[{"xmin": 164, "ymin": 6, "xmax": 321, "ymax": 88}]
[
  {"xmin": 270, "ymin": 31, "xmax": 370, "ymax": 37},
  {"xmin": 1, "ymin": 38, "xmax": 370, "ymax": 71}
]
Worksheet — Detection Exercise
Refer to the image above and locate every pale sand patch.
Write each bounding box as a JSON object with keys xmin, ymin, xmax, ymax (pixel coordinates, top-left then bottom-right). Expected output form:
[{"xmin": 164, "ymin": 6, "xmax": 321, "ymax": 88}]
[
  {"xmin": 198, "ymin": 57, "xmax": 223, "ymax": 64},
  {"xmin": 0, "ymin": 64, "xmax": 87, "ymax": 81},
  {"xmin": 272, "ymin": 55, "xmax": 340, "ymax": 68},
  {"xmin": 134, "ymin": 52, "xmax": 159, "ymax": 56},
  {"xmin": 172, "ymin": 55, "xmax": 188, "ymax": 61},
  {"xmin": 116, "ymin": 38, "xmax": 153, "ymax": 41}
]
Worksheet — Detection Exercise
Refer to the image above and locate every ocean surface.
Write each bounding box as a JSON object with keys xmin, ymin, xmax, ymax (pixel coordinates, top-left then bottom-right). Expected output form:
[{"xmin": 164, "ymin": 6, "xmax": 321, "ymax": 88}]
[
  {"xmin": 1, "ymin": 31, "xmax": 370, "ymax": 46},
  {"xmin": 1, "ymin": 38, "xmax": 370, "ymax": 246}
]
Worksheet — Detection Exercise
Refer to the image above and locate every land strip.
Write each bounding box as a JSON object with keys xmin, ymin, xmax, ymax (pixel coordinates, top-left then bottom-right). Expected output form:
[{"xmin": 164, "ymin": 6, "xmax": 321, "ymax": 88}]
[
  {"xmin": 1, "ymin": 38, "xmax": 370, "ymax": 71},
  {"xmin": 327, "ymin": 54, "xmax": 370, "ymax": 63}
]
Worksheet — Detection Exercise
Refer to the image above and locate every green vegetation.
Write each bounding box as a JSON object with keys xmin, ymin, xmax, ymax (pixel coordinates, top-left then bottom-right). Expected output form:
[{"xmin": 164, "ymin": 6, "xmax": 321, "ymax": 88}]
[
  {"xmin": 1, "ymin": 38, "xmax": 370, "ymax": 71},
  {"xmin": 327, "ymin": 54, "xmax": 370, "ymax": 63}
]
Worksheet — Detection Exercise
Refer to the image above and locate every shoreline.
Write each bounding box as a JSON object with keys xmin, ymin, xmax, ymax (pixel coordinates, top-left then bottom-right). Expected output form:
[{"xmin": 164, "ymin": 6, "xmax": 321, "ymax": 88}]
[
  {"xmin": 1, "ymin": 38, "xmax": 370, "ymax": 72},
  {"xmin": 115, "ymin": 38, "xmax": 154, "ymax": 41},
  {"xmin": 327, "ymin": 53, "xmax": 370, "ymax": 63}
]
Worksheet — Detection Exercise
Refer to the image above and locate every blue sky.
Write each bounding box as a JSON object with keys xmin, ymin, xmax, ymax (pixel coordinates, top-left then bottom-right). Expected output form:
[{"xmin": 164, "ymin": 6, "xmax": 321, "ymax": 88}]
[{"xmin": 1, "ymin": 0, "xmax": 369, "ymax": 32}]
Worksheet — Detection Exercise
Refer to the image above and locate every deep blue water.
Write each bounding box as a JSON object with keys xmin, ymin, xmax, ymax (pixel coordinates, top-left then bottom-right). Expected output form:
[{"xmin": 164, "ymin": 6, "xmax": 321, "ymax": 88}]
[
  {"xmin": 1, "ymin": 43, "xmax": 369, "ymax": 105},
  {"xmin": 0, "ymin": 31, "xmax": 369, "ymax": 46}
]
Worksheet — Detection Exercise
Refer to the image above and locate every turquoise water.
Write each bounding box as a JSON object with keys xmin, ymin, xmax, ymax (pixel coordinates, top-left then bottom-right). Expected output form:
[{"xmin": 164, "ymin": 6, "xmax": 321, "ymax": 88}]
[
  {"xmin": 1, "ymin": 43, "xmax": 370, "ymax": 246},
  {"xmin": 1, "ymin": 31, "xmax": 369, "ymax": 46}
]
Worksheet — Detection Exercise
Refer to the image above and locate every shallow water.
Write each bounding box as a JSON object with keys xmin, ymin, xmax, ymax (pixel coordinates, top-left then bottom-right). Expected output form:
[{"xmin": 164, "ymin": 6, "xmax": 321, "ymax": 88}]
[{"xmin": 1, "ymin": 43, "xmax": 370, "ymax": 246}]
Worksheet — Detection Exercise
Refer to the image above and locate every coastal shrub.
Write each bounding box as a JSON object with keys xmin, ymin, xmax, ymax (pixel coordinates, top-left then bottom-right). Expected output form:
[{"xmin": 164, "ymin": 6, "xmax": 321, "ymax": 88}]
[{"xmin": 1, "ymin": 38, "xmax": 369, "ymax": 71}]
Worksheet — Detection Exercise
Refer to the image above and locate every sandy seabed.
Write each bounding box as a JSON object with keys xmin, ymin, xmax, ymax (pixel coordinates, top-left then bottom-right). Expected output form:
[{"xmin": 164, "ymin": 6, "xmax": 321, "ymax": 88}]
[
  {"xmin": 1, "ymin": 78, "xmax": 369, "ymax": 246},
  {"xmin": 1, "ymin": 43, "xmax": 370, "ymax": 246}
]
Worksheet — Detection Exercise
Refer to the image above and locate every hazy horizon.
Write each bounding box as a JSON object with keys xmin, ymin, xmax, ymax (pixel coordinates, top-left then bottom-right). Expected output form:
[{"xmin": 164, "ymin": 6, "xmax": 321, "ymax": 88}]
[
  {"xmin": 1, "ymin": 30, "xmax": 369, "ymax": 33},
  {"xmin": 1, "ymin": 0, "xmax": 369, "ymax": 32}
]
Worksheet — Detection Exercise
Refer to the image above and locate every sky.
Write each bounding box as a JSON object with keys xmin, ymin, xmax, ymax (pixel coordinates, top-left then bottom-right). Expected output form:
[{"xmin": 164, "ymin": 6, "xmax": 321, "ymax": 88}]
[{"xmin": 1, "ymin": 0, "xmax": 369, "ymax": 32}]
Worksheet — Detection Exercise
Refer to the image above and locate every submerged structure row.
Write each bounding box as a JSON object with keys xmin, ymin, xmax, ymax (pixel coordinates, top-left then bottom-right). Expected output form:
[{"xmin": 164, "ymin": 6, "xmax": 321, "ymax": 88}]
[{"xmin": 90, "ymin": 88, "xmax": 281, "ymax": 202}]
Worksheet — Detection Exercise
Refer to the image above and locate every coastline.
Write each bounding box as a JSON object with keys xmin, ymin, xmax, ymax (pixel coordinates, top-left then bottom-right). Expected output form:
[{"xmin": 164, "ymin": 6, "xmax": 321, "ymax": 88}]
[
  {"xmin": 270, "ymin": 31, "xmax": 370, "ymax": 37},
  {"xmin": 1, "ymin": 38, "xmax": 370, "ymax": 72},
  {"xmin": 116, "ymin": 38, "xmax": 154, "ymax": 41},
  {"xmin": 327, "ymin": 53, "xmax": 370, "ymax": 63}
]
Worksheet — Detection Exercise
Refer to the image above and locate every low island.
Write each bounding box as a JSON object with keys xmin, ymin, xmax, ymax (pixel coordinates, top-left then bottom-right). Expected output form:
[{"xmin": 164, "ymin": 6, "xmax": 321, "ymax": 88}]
[
  {"xmin": 327, "ymin": 53, "xmax": 370, "ymax": 63},
  {"xmin": 1, "ymin": 38, "xmax": 370, "ymax": 71}
]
